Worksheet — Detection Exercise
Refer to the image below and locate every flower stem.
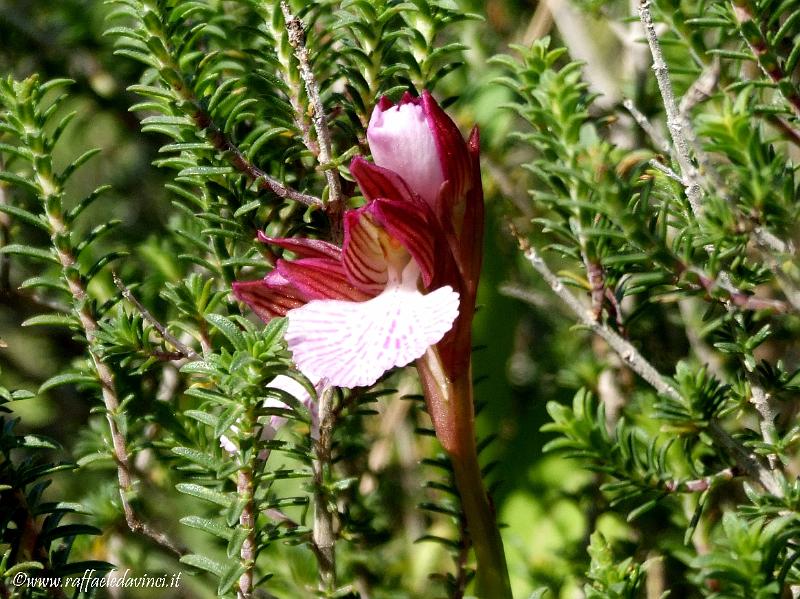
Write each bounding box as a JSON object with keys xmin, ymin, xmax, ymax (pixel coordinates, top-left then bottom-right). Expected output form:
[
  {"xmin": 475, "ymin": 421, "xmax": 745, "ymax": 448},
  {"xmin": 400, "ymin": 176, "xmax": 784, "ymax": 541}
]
[{"xmin": 417, "ymin": 352, "xmax": 512, "ymax": 598}]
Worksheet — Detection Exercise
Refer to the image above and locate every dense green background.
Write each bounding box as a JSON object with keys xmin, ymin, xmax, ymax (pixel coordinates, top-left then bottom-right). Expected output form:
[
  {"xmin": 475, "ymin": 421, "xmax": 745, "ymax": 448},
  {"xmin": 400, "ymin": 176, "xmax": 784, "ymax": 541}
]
[{"xmin": 3, "ymin": 0, "xmax": 799, "ymax": 597}]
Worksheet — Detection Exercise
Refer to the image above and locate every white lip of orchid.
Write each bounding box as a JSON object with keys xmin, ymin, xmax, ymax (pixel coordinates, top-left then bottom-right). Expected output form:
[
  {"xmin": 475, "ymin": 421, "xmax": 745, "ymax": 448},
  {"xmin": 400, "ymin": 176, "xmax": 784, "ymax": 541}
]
[
  {"xmin": 285, "ymin": 259, "xmax": 460, "ymax": 389},
  {"xmin": 367, "ymin": 101, "xmax": 445, "ymax": 207}
]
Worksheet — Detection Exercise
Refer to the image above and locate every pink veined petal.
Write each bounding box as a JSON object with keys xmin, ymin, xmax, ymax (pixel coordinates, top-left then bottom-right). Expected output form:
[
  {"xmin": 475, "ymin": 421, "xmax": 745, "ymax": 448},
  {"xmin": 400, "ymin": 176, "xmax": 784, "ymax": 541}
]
[
  {"xmin": 232, "ymin": 275, "xmax": 305, "ymax": 321},
  {"xmin": 342, "ymin": 208, "xmax": 390, "ymax": 294},
  {"xmin": 368, "ymin": 197, "xmax": 437, "ymax": 289},
  {"xmin": 367, "ymin": 97, "xmax": 445, "ymax": 208},
  {"xmin": 278, "ymin": 257, "xmax": 372, "ymax": 302},
  {"xmin": 342, "ymin": 194, "xmax": 439, "ymax": 293},
  {"xmin": 285, "ymin": 264, "xmax": 460, "ymax": 388},
  {"xmin": 257, "ymin": 232, "xmax": 341, "ymax": 260}
]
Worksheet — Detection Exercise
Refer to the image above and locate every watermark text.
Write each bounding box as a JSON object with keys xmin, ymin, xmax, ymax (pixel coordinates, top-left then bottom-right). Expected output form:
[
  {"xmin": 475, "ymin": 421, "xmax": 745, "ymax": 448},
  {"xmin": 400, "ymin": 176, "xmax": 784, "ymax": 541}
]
[{"xmin": 11, "ymin": 569, "xmax": 182, "ymax": 594}]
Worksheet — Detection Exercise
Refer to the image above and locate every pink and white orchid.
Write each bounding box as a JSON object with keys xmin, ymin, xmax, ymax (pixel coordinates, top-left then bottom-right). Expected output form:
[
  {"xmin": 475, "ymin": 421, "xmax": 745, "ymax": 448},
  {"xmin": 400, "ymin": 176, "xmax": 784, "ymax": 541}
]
[
  {"xmin": 233, "ymin": 90, "xmax": 482, "ymax": 392},
  {"xmin": 234, "ymin": 91, "xmax": 511, "ymax": 596}
]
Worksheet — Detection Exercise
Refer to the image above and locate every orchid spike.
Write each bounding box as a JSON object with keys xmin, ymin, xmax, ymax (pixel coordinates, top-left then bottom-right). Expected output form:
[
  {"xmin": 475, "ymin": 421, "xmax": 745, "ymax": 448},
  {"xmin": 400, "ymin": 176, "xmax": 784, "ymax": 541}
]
[{"xmin": 234, "ymin": 91, "xmax": 510, "ymax": 597}]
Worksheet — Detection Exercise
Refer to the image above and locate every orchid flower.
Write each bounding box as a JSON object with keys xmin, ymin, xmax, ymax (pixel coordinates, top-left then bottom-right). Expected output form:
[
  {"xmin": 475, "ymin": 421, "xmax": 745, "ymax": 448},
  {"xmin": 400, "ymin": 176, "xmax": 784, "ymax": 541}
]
[{"xmin": 233, "ymin": 90, "xmax": 481, "ymax": 389}]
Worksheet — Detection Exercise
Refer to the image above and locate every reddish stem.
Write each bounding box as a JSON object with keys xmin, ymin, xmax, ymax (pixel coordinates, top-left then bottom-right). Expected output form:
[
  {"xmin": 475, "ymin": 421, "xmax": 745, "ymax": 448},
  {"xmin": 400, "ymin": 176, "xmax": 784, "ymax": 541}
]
[{"xmin": 416, "ymin": 351, "xmax": 512, "ymax": 598}]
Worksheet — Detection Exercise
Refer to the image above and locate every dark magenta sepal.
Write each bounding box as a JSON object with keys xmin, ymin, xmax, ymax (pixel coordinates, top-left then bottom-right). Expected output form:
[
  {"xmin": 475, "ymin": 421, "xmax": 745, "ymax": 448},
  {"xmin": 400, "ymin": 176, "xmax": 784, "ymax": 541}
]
[
  {"xmin": 349, "ymin": 156, "xmax": 416, "ymax": 203},
  {"xmin": 232, "ymin": 275, "xmax": 304, "ymax": 321},
  {"xmin": 257, "ymin": 232, "xmax": 341, "ymax": 260},
  {"xmin": 421, "ymin": 90, "xmax": 472, "ymax": 215}
]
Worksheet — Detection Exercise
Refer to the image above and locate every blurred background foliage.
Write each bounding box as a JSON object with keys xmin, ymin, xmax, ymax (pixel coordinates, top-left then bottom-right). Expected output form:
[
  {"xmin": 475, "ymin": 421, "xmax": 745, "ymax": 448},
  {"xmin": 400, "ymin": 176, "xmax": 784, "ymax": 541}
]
[{"xmin": 0, "ymin": 0, "xmax": 799, "ymax": 597}]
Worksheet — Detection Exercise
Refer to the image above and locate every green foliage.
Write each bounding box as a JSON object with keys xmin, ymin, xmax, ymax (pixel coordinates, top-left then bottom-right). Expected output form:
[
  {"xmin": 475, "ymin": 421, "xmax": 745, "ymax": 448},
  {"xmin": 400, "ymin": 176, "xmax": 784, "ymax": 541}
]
[
  {"xmin": 174, "ymin": 317, "xmax": 315, "ymax": 596},
  {"xmin": 2, "ymin": 0, "xmax": 800, "ymax": 597},
  {"xmin": 692, "ymin": 512, "xmax": 800, "ymax": 598},
  {"xmin": 492, "ymin": 2, "xmax": 800, "ymax": 597},
  {"xmin": 0, "ymin": 379, "xmax": 112, "ymax": 597},
  {"xmin": 584, "ymin": 532, "xmax": 645, "ymax": 599},
  {"xmin": 0, "ymin": 1, "xmax": 484, "ymax": 596}
]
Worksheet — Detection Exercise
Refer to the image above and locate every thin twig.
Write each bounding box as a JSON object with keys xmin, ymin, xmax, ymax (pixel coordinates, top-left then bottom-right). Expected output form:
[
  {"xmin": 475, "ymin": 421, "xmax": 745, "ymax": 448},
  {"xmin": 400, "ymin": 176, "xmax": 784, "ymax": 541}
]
[
  {"xmin": 598, "ymin": 364, "xmax": 628, "ymax": 430},
  {"xmin": 638, "ymin": 0, "xmax": 703, "ymax": 216},
  {"xmin": 678, "ymin": 62, "xmax": 728, "ymax": 192},
  {"xmin": 747, "ymin": 379, "xmax": 780, "ymax": 469},
  {"xmin": 645, "ymin": 552, "xmax": 665, "ymax": 599},
  {"xmin": 0, "ymin": 164, "xmax": 10, "ymax": 293},
  {"xmin": 499, "ymin": 283, "xmax": 560, "ymax": 312},
  {"xmin": 112, "ymin": 273, "xmax": 200, "ymax": 360},
  {"xmin": 648, "ymin": 159, "xmax": 683, "ymax": 184},
  {"xmin": 146, "ymin": 42, "xmax": 322, "ymax": 208},
  {"xmin": 522, "ymin": 0, "xmax": 554, "ymax": 44},
  {"xmin": 754, "ymin": 227, "xmax": 795, "ymax": 256},
  {"xmin": 193, "ymin": 109, "xmax": 322, "ymax": 207},
  {"xmin": 509, "ymin": 226, "xmax": 783, "ymax": 496},
  {"xmin": 237, "ymin": 466, "xmax": 255, "ymax": 599},
  {"xmin": 624, "ymin": 99, "xmax": 671, "ymax": 154},
  {"xmin": 691, "ymin": 269, "xmax": 788, "ymax": 313},
  {"xmin": 281, "ymin": 2, "xmax": 344, "ymax": 240},
  {"xmin": 547, "ymin": 0, "xmax": 621, "ymax": 106},
  {"xmin": 268, "ymin": 9, "xmax": 317, "ymax": 157},
  {"xmin": 664, "ymin": 467, "xmax": 737, "ymax": 492},
  {"xmin": 312, "ymin": 387, "xmax": 336, "ymax": 592},
  {"xmin": 678, "ymin": 61, "xmax": 720, "ymax": 117},
  {"xmin": 752, "ymin": 230, "xmax": 800, "ymax": 312},
  {"xmin": 768, "ymin": 114, "xmax": 800, "ymax": 149}
]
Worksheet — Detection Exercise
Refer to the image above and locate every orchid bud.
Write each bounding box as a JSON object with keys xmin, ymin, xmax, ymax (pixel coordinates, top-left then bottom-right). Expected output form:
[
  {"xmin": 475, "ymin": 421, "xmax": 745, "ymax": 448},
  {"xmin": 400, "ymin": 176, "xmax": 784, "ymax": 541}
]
[
  {"xmin": 367, "ymin": 95, "xmax": 446, "ymax": 207},
  {"xmin": 367, "ymin": 91, "xmax": 473, "ymax": 217}
]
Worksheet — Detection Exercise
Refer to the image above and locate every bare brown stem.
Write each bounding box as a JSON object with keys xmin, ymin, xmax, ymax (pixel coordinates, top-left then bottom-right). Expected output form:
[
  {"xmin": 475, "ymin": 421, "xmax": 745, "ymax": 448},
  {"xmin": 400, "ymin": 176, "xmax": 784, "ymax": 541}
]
[
  {"xmin": 112, "ymin": 272, "xmax": 199, "ymax": 360},
  {"xmin": 193, "ymin": 108, "xmax": 322, "ymax": 207},
  {"xmin": 141, "ymin": 37, "xmax": 322, "ymax": 208}
]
